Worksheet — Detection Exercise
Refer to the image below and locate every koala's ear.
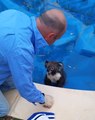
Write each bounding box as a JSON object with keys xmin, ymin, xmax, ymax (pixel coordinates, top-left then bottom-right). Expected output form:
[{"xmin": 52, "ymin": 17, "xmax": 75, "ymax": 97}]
[
  {"xmin": 58, "ymin": 62, "xmax": 64, "ymax": 71},
  {"xmin": 59, "ymin": 62, "xmax": 63, "ymax": 67},
  {"xmin": 45, "ymin": 61, "xmax": 48, "ymax": 67}
]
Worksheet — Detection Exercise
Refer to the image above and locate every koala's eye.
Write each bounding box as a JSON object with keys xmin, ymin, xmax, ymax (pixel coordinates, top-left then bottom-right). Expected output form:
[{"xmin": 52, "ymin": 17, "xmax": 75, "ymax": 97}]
[{"xmin": 51, "ymin": 67, "xmax": 54, "ymax": 70}]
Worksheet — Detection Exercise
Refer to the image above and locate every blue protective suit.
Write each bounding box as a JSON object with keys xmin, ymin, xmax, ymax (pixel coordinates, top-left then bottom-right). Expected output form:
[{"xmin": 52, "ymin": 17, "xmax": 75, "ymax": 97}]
[{"xmin": 0, "ymin": 9, "xmax": 48, "ymax": 103}]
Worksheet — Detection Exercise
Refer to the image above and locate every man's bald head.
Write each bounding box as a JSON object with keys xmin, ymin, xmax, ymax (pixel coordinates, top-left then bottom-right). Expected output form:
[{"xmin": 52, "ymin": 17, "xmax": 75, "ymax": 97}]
[
  {"xmin": 39, "ymin": 9, "xmax": 66, "ymax": 34},
  {"xmin": 37, "ymin": 9, "xmax": 66, "ymax": 45}
]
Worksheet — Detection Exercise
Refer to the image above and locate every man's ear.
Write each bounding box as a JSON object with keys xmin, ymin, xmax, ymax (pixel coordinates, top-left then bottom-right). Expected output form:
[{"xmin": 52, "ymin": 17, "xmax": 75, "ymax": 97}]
[
  {"xmin": 45, "ymin": 32, "xmax": 55, "ymax": 40},
  {"xmin": 45, "ymin": 32, "xmax": 56, "ymax": 44},
  {"xmin": 48, "ymin": 33, "xmax": 55, "ymax": 39},
  {"xmin": 45, "ymin": 61, "xmax": 48, "ymax": 68}
]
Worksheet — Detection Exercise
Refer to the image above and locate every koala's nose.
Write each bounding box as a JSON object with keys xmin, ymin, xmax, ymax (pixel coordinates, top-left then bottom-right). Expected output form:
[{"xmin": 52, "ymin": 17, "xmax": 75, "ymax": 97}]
[{"xmin": 48, "ymin": 71, "xmax": 51, "ymax": 75}]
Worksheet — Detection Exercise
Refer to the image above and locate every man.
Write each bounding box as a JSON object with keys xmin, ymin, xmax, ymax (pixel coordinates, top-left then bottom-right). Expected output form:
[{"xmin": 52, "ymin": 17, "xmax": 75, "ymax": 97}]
[{"xmin": 0, "ymin": 9, "xmax": 66, "ymax": 117}]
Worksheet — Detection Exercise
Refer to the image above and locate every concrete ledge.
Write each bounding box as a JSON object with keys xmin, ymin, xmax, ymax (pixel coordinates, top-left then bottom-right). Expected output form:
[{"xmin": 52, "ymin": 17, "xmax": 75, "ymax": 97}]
[{"xmin": 4, "ymin": 83, "xmax": 95, "ymax": 120}]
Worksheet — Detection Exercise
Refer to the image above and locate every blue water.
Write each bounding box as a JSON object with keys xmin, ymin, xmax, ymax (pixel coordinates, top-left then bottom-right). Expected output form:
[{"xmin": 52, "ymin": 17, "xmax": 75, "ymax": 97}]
[
  {"xmin": 33, "ymin": 44, "xmax": 95, "ymax": 91},
  {"xmin": 0, "ymin": 0, "xmax": 95, "ymax": 91}
]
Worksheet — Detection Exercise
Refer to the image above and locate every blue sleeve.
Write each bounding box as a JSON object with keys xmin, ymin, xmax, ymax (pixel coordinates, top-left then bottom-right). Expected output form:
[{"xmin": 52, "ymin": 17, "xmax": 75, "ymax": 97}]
[{"xmin": 7, "ymin": 44, "xmax": 45, "ymax": 104}]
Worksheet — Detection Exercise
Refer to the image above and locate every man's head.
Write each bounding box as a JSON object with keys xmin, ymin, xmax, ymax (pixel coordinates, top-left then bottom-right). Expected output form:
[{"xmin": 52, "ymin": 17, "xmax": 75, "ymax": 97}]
[{"xmin": 37, "ymin": 9, "xmax": 66, "ymax": 45}]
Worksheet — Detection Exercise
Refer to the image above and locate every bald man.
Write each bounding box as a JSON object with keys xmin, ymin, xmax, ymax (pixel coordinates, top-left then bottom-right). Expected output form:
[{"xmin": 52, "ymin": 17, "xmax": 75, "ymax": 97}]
[{"xmin": 0, "ymin": 9, "xmax": 66, "ymax": 117}]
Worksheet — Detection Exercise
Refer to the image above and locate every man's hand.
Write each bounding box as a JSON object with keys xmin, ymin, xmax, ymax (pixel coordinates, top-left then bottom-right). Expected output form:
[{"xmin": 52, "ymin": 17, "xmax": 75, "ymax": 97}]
[{"xmin": 42, "ymin": 94, "xmax": 54, "ymax": 108}]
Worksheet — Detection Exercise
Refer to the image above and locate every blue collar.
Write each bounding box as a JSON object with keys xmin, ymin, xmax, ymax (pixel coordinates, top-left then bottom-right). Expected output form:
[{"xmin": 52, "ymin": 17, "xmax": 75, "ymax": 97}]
[{"xmin": 31, "ymin": 17, "xmax": 48, "ymax": 54}]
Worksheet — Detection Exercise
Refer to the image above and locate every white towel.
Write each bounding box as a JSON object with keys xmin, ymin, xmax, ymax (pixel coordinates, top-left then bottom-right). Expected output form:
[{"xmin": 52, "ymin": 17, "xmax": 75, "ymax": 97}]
[{"xmin": 27, "ymin": 112, "xmax": 55, "ymax": 120}]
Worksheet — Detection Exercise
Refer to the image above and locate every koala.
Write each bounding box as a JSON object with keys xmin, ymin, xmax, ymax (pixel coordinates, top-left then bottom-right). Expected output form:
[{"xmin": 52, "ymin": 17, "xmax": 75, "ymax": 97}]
[{"xmin": 44, "ymin": 61, "xmax": 66, "ymax": 87}]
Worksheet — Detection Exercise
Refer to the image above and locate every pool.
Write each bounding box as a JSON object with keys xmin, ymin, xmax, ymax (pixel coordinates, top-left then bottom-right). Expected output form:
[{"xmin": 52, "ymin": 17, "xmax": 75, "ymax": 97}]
[{"xmin": 0, "ymin": 0, "xmax": 95, "ymax": 91}]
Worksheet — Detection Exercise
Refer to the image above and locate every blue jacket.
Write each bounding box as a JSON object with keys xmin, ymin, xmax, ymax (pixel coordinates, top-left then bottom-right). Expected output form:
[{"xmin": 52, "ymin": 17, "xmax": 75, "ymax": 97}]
[{"xmin": 0, "ymin": 9, "xmax": 48, "ymax": 103}]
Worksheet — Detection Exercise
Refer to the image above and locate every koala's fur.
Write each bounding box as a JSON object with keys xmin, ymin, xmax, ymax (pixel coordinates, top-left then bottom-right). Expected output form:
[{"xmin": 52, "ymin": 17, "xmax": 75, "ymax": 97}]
[{"xmin": 44, "ymin": 61, "xmax": 66, "ymax": 87}]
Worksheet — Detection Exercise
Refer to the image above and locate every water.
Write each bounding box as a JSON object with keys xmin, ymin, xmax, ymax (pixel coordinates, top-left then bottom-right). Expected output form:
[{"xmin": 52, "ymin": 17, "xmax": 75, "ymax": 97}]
[{"xmin": 0, "ymin": 0, "xmax": 95, "ymax": 91}]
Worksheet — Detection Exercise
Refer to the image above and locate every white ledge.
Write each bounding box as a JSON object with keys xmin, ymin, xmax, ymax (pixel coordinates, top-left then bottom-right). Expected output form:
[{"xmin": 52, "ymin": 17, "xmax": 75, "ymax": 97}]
[{"xmin": 4, "ymin": 83, "xmax": 95, "ymax": 120}]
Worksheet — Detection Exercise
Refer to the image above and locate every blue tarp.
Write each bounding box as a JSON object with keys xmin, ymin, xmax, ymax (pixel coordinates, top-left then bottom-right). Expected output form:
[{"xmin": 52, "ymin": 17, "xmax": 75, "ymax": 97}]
[{"xmin": 0, "ymin": 0, "xmax": 95, "ymax": 90}]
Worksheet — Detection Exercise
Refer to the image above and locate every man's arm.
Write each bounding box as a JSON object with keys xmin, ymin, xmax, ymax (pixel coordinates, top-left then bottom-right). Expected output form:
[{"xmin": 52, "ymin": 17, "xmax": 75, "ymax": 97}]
[{"xmin": 7, "ymin": 47, "xmax": 45, "ymax": 104}]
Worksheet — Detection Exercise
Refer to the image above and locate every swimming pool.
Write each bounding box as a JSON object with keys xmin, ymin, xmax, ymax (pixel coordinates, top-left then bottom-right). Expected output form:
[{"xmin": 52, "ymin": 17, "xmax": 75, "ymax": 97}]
[{"xmin": 0, "ymin": 0, "xmax": 95, "ymax": 91}]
